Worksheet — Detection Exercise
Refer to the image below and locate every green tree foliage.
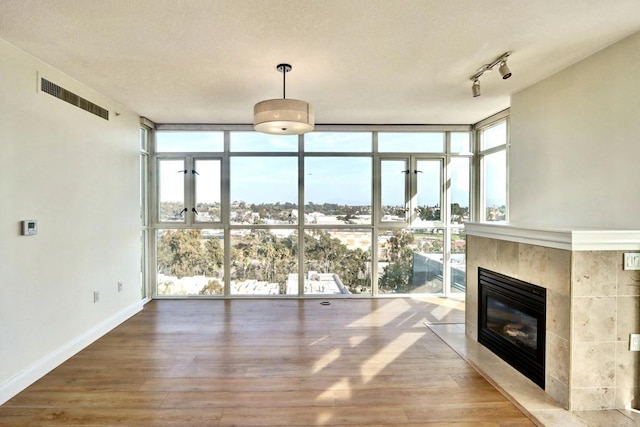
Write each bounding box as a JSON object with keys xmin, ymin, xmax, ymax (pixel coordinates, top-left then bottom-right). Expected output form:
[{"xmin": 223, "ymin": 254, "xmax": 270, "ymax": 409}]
[
  {"xmin": 450, "ymin": 202, "xmax": 468, "ymax": 223},
  {"xmin": 159, "ymin": 227, "xmax": 372, "ymax": 294},
  {"xmin": 203, "ymin": 238, "xmax": 224, "ymax": 275},
  {"xmin": 199, "ymin": 279, "xmax": 223, "ymax": 295},
  {"xmin": 415, "ymin": 205, "xmax": 440, "ymax": 221},
  {"xmin": 379, "ymin": 229, "xmax": 416, "ymax": 293},
  {"xmin": 157, "ymin": 229, "xmax": 207, "ymax": 278},
  {"xmin": 303, "ymin": 230, "xmax": 370, "ymax": 292},
  {"xmin": 230, "ymin": 230, "xmax": 298, "ymax": 285}
]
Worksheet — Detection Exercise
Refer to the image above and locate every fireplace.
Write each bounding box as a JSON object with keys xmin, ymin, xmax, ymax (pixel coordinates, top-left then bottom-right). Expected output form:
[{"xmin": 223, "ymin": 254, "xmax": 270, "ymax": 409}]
[{"xmin": 478, "ymin": 268, "xmax": 546, "ymax": 388}]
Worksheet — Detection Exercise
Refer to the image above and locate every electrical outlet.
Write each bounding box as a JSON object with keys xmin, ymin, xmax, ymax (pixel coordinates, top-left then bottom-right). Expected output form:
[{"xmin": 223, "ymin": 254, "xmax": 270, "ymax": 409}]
[
  {"xmin": 93, "ymin": 291, "xmax": 99, "ymax": 303},
  {"xmin": 624, "ymin": 253, "xmax": 640, "ymax": 270},
  {"xmin": 630, "ymin": 334, "xmax": 640, "ymax": 351},
  {"xmin": 117, "ymin": 281, "xmax": 123, "ymax": 292}
]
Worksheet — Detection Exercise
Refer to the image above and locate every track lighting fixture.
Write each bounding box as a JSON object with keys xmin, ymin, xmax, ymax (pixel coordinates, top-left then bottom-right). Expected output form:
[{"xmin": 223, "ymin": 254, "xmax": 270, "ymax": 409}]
[
  {"xmin": 469, "ymin": 52, "xmax": 512, "ymax": 97},
  {"xmin": 498, "ymin": 60, "xmax": 511, "ymax": 79},
  {"xmin": 471, "ymin": 79, "xmax": 481, "ymax": 97}
]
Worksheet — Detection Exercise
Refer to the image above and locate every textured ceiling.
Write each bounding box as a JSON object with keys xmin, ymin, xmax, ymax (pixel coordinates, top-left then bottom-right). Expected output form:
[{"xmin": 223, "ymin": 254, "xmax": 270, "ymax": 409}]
[{"xmin": 1, "ymin": 0, "xmax": 640, "ymax": 125}]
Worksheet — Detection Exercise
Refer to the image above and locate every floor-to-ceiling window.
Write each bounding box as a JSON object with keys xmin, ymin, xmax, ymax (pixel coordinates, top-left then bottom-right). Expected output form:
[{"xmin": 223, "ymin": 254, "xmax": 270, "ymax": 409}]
[
  {"xmin": 151, "ymin": 125, "xmax": 480, "ymax": 297},
  {"xmin": 140, "ymin": 124, "xmax": 150, "ymax": 299},
  {"xmin": 154, "ymin": 131, "xmax": 224, "ymax": 295}
]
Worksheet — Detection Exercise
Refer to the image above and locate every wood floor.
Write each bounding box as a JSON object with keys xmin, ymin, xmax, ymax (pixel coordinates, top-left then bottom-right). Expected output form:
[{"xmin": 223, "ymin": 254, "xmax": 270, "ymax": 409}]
[{"xmin": 0, "ymin": 298, "xmax": 535, "ymax": 426}]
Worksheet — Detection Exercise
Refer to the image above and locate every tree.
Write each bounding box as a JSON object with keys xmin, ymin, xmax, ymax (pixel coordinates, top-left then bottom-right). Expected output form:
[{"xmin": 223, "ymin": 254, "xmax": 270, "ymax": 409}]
[
  {"xmin": 415, "ymin": 205, "xmax": 440, "ymax": 221},
  {"xmin": 157, "ymin": 229, "xmax": 206, "ymax": 278},
  {"xmin": 199, "ymin": 279, "xmax": 223, "ymax": 295},
  {"xmin": 303, "ymin": 230, "xmax": 371, "ymax": 293},
  {"xmin": 450, "ymin": 202, "xmax": 468, "ymax": 223},
  {"xmin": 379, "ymin": 229, "xmax": 415, "ymax": 293},
  {"xmin": 203, "ymin": 237, "xmax": 224, "ymax": 276}
]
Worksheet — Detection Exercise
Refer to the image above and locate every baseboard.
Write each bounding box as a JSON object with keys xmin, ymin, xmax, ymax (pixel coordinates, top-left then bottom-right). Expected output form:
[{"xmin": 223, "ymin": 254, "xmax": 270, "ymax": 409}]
[{"xmin": 0, "ymin": 300, "xmax": 143, "ymax": 405}]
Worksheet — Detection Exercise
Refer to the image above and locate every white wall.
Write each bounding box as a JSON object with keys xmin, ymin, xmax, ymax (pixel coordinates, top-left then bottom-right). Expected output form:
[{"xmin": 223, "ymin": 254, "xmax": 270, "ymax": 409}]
[
  {"xmin": 509, "ymin": 31, "xmax": 640, "ymax": 229},
  {"xmin": 0, "ymin": 38, "xmax": 142, "ymax": 403}
]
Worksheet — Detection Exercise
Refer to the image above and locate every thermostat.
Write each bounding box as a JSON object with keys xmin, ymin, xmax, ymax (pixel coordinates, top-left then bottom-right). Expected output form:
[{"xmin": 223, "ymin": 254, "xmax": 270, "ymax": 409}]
[{"xmin": 21, "ymin": 220, "xmax": 38, "ymax": 236}]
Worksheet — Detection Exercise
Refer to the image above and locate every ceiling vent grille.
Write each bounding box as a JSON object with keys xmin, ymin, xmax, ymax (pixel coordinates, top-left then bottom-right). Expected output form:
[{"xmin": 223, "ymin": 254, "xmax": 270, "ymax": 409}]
[{"xmin": 41, "ymin": 78, "xmax": 109, "ymax": 120}]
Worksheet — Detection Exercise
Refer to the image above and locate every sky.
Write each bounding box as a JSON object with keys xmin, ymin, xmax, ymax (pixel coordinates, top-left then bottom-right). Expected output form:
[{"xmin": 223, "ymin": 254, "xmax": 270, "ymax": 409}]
[{"xmin": 154, "ymin": 131, "xmax": 502, "ymax": 208}]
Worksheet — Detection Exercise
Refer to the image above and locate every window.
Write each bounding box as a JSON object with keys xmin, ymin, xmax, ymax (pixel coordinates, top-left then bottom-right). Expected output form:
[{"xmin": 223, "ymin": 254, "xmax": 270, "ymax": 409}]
[
  {"xmin": 478, "ymin": 117, "xmax": 508, "ymax": 222},
  {"xmin": 304, "ymin": 157, "xmax": 372, "ymax": 225},
  {"xmin": 450, "ymin": 157, "xmax": 470, "ymax": 224},
  {"xmin": 377, "ymin": 228, "xmax": 444, "ymax": 294},
  {"xmin": 480, "ymin": 121, "xmax": 507, "ymax": 151},
  {"xmin": 151, "ymin": 126, "xmax": 488, "ymax": 298},
  {"xmin": 140, "ymin": 126, "xmax": 150, "ymax": 299},
  {"xmin": 482, "ymin": 150, "xmax": 507, "ymax": 221},
  {"xmin": 304, "ymin": 229, "xmax": 372, "ymax": 295},
  {"xmin": 450, "ymin": 132, "xmax": 471, "ymax": 155},
  {"xmin": 194, "ymin": 159, "xmax": 221, "ymax": 223},
  {"xmin": 156, "ymin": 131, "xmax": 223, "ymax": 152},
  {"xmin": 378, "ymin": 133, "xmax": 444, "ymax": 153},
  {"xmin": 230, "ymin": 157, "xmax": 298, "ymax": 225},
  {"xmin": 230, "ymin": 132, "xmax": 297, "ymax": 152},
  {"xmin": 156, "ymin": 229, "xmax": 224, "ymax": 296},
  {"xmin": 380, "ymin": 159, "xmax": 409, "ymax": 222},
  {"xmin": 413, "ymin": 159, "xmax": 443, "ymax": 225},
  {"xmin": 379, "ymin": 157, "xmax": 443, "ymax": 226},
  {"xmin": 157, "ymin": 159, "xmax": 186, "ymax": 223},
  {"xmin": 229, "ymin": 229, "xmax": 297, "ymax": 295},
  {"xmin": 450, "ymin": 227, "xmax": 466, "ymax": 293},
  {"xmin": 304, "ymin": 132, "xmax": 371, "ymax": 152}
]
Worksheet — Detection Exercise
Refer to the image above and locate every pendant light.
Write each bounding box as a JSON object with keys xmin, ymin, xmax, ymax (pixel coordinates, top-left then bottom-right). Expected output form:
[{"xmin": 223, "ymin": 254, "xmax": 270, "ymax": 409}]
[{"xmin": 253, "ymin": 63, "xmax": 314, "ymax": 135}]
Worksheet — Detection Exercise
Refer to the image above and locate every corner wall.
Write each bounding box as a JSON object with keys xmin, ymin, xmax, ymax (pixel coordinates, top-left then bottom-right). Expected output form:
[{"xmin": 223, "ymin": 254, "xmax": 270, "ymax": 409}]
[
  {"xmin": 0, "ymin": 38, "xmax": 142, "ymax": 403},
  {"xmin": 509, "ymin": 31, "xmax": 640, "ymax": 229}
]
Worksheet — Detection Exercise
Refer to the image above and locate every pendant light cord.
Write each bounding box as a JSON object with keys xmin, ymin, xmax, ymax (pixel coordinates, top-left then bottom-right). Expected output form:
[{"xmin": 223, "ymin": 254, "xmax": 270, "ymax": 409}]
[{"xmin": 282, "ymin": 68, "xmax": 286, "ymax": 99}]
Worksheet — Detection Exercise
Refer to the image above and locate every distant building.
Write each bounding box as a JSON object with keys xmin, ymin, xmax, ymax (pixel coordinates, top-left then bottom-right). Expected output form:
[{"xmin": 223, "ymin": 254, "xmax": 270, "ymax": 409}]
[{"xmin": 286, "ymin": 271, "xmax": 350, "ymax": 295}]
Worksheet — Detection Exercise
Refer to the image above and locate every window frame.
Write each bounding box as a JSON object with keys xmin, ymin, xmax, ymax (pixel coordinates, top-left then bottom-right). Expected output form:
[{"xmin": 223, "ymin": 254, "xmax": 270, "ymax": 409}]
[
  {"xmin": 150, "ymin": 124, "xmax": 481, "ymax": 298},
  {"xmin": 474, "ymin": 110, "xmax": 509, "ymax": 223}
]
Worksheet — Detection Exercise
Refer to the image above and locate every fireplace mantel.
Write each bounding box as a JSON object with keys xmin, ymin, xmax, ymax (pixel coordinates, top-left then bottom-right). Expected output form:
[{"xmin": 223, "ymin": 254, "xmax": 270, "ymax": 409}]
[{"xmin": 465, "ymin": 222, "xmax": 640, "ymax": 251}]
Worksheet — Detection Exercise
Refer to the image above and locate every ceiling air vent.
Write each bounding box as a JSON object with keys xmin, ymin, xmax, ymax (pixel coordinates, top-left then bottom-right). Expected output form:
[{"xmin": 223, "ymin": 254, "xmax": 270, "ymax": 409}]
[{"xmin": 40, "ymin": 78, "xmax": 109, "ymax": 120}]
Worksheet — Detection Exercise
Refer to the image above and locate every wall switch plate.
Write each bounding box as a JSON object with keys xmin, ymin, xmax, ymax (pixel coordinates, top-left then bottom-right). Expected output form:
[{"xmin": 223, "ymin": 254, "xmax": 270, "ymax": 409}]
[
  {"xmin": 93, "ymin": 291, "xmax": 99, "ymax": 303},
  {"xmin": 630, "ymin": 334, "xmax": 640, "ymax": 351},
  {"xmin": 117, "ymin": 282, "xmax": 123, "ymax": 292},
  {"xmin": 624, "ymin": 253, "xmax": 640, "ymax": 270}
]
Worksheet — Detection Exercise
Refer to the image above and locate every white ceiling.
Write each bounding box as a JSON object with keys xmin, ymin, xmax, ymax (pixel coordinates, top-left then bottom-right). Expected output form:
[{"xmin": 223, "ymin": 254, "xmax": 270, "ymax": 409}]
[{"xmin": 1, "ymin": 0, "xmax": 640, "ymax": 125}]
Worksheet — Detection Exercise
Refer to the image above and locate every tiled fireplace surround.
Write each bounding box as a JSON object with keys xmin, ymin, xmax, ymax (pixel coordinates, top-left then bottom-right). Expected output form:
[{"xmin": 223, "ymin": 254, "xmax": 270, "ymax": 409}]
[{"xmin": 465, "ymin": 223, "xmax": 640, "ymax": 411}]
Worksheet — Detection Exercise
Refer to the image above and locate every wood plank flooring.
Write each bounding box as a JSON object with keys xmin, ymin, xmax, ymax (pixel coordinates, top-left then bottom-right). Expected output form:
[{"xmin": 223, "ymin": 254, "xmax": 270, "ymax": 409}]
[{"xmin": 0, "ymin": 298, "xmax": 535, "ymax": 426}]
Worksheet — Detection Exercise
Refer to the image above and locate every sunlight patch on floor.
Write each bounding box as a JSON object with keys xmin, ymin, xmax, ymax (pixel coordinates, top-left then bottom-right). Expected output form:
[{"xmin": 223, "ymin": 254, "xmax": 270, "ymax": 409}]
[
  {"xmin": 360, "ymin": 331, "xmax": 425, "ymax": 383},
  {"xmin": 316, "ymin": 410, "xmax": 334, "ymax": 425},
  {"xmin": 317, "ymin": 378, "xmax": 351, "ymax": 401},
  {"xmin": 429, "ymin": 304, "xmax": 456, "ymax": 321},
  {"xmin": 312, "ymin": 348, "xmax": 341, "ymax": 374},
  {"xmin": 349, "ymin": 335, "xmax": 368, "ymax": 347},
  {"xmin": 346, "ymin": 299, "xmax": 411, "ymax": 328}
]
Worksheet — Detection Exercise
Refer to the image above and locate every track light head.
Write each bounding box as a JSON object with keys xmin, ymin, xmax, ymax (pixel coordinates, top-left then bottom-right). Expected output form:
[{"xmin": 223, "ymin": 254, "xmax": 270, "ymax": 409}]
[
  {"xmin": 471, "ymin": 79, "xmax": 481, "ymax": 97},
  {"xmin": 499, "ymin": 61, "xmax": 512, "ymax": 79}
]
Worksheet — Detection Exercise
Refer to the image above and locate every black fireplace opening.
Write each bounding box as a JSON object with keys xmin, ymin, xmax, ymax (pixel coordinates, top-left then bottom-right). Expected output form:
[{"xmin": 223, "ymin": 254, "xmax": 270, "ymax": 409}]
[{"xmin": 478, "ymin": 268, "xmax": 546, "ymax": 389}]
